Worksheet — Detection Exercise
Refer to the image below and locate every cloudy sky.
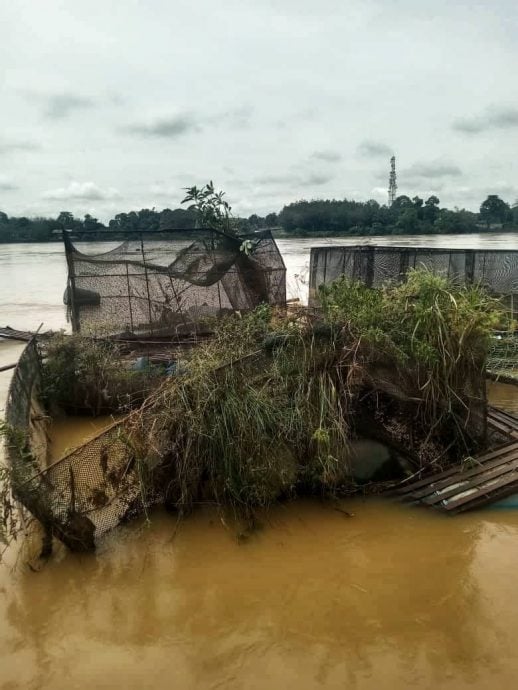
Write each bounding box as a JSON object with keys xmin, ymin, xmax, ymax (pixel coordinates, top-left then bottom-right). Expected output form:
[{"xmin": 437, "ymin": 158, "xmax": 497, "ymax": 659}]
[{"xmin": 1, "ymin": 0, "xmax": 517, "ymax": 221}]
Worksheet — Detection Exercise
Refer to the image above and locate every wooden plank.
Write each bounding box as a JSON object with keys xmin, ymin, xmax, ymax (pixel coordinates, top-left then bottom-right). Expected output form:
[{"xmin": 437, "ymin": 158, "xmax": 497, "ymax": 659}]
[
  {"xmin": 449, "ymin": 480, "xmax": 518, "ymax": 514},
  {"xmin": 444, "ymin": 472, "xmax": 518, "ymax": 512},
  {"xmin": 421, "ymin": 458, "xmax": 518, "ymax": 505},
  {"xmin": 0, "ymin": 327, "xmax": 34, "ymax": 342},
  {"xmin": 489, "ymin": 405, "xmax": 518, "ymax": 421},
  {"xmin": 487, "ymin": 411, "xmax": 518, "ymax": 439},
  {"xmin": 487, "ymin": 417, "xmax": 514, "ymax": 434},
  {"xmin": 393, "ymin": 441, "xmax": 518, "ymax": 495},
  {"xmin": 488, "ymin": 407, "xmax": 518, "ymax": 428},
  {"xmin": 405, "ymin": 447, "xmax": 518, "ymax": 501},
  {"xmin": 488, "ymin": 414, "xmax": 518, "ymax": 430},
  {"xmin": 0, "ymin": 324, "xmax": 48, "ymax": 342}
]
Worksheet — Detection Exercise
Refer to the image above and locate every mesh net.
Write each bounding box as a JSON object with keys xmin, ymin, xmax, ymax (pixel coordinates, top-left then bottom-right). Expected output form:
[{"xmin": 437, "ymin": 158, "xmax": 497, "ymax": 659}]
[
  {"xmin": 39, "ymin": 416, "xmax": 153, "ymax": 543},
  {"xmin": 5, "ymin": 341, "xmax": 156, "ymax": 550},
  {"xmin": 308, "ymin": 245, "xmax": 492, "ymax": 448},
  {"xmin": 309, "ymin": 246, "xmax": 518, "ymax": 305},
  {"xmin": 487, "ymin": 334, "xmax": 518, "ymax": 379},
  {"xmin": 64, "ymin": 229, "xmax": 286, "ymax": 335},
  {"xmin": 5, "ymin": 339, "xmax": 48, "ymax": 468}
]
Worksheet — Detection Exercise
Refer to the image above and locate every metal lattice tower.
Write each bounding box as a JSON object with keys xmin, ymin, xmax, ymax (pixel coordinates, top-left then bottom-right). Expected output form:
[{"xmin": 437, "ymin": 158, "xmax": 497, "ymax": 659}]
[{"xmin": 388, "ymin": 155, "xmax": 397, "ymax": 206}]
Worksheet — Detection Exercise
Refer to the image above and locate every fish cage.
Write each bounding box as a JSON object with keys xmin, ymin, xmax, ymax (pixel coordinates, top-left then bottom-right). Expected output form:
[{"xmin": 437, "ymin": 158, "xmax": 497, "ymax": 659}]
[
  {"xmin": 63, "ymin": 229, "xmax": 286, "ymax": 335},
  {"xmin": 308, "ymin": 246, "xmax": 518, "ymax": 313},
  {"xmin": 3, "ymin": 338, "xmax": 156, "ymax": 551}
]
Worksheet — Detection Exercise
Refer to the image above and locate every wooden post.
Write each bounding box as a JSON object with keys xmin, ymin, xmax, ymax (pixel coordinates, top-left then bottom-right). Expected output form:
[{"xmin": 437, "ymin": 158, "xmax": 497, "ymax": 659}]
[
  {"xmin": 125, "ymin": 263, "xmax": 134, "ymax": 333},
  {"xmin": 140, "ymin": 233, "xmax": 153, "ymax": 333},
  {"xmin": 62, "ymin": 230, "xmax": 80, "ymax": 333}
]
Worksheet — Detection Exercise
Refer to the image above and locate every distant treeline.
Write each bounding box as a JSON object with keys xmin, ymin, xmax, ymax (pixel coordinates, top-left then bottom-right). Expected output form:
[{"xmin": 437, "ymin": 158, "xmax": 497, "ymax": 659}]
[
  {"xmin": 1, "ymin": 193, "xmax": 517, "ymax": 243},
  {"xmin": 277, "ymin": 194, "xmax": 518, "ymax": 236}
]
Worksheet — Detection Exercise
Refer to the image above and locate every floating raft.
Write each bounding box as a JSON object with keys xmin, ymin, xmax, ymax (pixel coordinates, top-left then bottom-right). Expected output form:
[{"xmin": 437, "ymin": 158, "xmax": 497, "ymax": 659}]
[
  {"xmin": 0, "ymin": 326, "xmax": 42, "ymax": 342},
  {"xmin": 392, "ymin": 407, "xmax": 518, "ymax": 513}
]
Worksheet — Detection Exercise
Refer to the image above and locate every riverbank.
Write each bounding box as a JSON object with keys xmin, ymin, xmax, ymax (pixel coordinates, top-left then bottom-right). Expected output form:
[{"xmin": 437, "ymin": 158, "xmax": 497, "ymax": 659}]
[{"xmin": 2, "ymin": 226, "xmax": 518, "ymax": 244}]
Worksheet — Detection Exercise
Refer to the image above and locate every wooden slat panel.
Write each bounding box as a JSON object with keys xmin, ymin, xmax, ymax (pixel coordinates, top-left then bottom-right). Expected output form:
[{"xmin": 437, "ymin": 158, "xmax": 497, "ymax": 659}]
[
  {"xmin": 393, "ymin": 441, "xmax": 518, "ymax": 496},
  {"xmin": 488, "ymin": 407, "xmax": 518, "ymax": 429},
  {"xmin": 405, "ymin": 447, "xmax": 518, "ymax": 500},
  {"xmin": 489, "ymin": 406, "xmax": 518, "ymax": 424},
  {"xmin": 488, "ymin": 415, "xmax": 516, "ymax": 432},
  {"xmin": 450, "ymin": 481, "xmax": 518, "ymax": 514},
  {"xmin": 487, "ymin": 417, "xmax": 513, "ymax": 434},
  {"xmin": 422, "ymin": 458, "xmax": 518, "ymax": 505},
  {"xmin": 487, "ymin": 409, "xmax": 518, "ymax": 440},
  {"xmin": 444, "ymin": 473, "xmax": 518, "ymax": 512},
  {"xmin": 489, "ymin": 411, "xmax": 515, "ymax": 425}
]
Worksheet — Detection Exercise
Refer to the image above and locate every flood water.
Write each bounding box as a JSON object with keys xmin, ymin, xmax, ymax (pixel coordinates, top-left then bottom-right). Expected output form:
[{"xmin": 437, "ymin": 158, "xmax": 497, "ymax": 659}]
[
  {"xmin": 3, "ymin": 498, "xmax": 518, "ymax": 689},
  {"xmin": 3, "ymin": 234, "xmax": 518, "ymax": 689},
  {"xmin": 1, "ymin": 232, "xmax": 518, "ymax": 331}
]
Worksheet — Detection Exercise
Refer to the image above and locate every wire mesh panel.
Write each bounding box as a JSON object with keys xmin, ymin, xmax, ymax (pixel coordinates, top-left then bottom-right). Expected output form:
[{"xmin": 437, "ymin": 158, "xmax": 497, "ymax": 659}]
[
  {"xmin": 64, "ymin": 230, "xmax": 286, "ymax": 335},
  {"xmin": 309, "ymin": 246, "xmax": 518, "ymax": 305},
  {"xmin": 41, "ymin": 418, "xmax": 153, "ymax": 542},
  {"xmin": 4, "ymin": 339, "xmax": 48, "ymax": 469},
  {"xmin": 4, "ymin": 340, "xmax": 157, "ymax": 550}
]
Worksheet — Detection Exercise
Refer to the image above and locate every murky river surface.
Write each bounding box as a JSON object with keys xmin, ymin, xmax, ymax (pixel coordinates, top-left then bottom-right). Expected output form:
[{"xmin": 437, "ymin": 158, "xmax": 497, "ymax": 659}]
[{"xmin": 3, "ymin": 234, "xmax": 518, "ymax": 689}]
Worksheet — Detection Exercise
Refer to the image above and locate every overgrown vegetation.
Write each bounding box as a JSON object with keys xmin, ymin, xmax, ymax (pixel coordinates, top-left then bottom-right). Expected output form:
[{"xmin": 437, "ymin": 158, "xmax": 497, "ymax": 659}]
[
  {"xmin": 319, "ymin": 270, "xmax": 503, "ymax": 454},
  {"xmin": 3, "ymin": 269, "xmax": 503, "ymax": 552},
  {"xmin": 0, "ymin": 420, "xmax": 52, "ymax": 560},
  {"xmin": 41, "ymin": 334, "xmax": 161, "ymax": 415},
  {"xmin": 117, "ymin": 269, "xmax": 502, "ymax": 521},
  {"xmin": 124, "ymin": 305, "xmax": 352, "ymax": 521}
]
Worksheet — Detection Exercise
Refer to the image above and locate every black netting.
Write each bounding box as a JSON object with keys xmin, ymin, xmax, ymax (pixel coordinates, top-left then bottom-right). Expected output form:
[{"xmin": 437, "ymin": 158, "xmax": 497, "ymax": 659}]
[
  {"xmin": 4, "ymin": 341, "xmax": 154, "ymax": 550},
  {"xmin": 309, "ymin": 245, "xmax": 493, "ymax": 448},
  {"xmin": 309, "ymin": 246, "xmax": 518, "ymax": 303},
  {"xmin": 64, "ymin": 230, "xmax": 286, "ymax": 335}
]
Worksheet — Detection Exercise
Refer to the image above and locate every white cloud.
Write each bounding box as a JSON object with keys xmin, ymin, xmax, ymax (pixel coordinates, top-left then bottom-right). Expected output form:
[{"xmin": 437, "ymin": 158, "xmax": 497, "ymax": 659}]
[
  {"xmin": 41, "ymin": 181, "xmax": 121, "ymax": 201},
  {"xmin": 0, "ymin": 0, "xmax": 517, "ymax": 215},
  {"xmin": 126, "ymin": 113, "xmax": 199, "ymax": 138},
  {"xmin": 44, "ymin": 93, "xmax": 95, "ymax": 119},
  {"xmin": 358, "ymin": 141, "xmax": 393, "ymax": 158},
  {"xmin": 0, "ymin": 175, "xmax": 18, "ymax": 191},
  {"xmin": 453, "ymin": 106, "xmax": 518, "ymax": 134},
  {"xmin": 0, "ymin": 140, "xmax": 40, "ymax": 154}
]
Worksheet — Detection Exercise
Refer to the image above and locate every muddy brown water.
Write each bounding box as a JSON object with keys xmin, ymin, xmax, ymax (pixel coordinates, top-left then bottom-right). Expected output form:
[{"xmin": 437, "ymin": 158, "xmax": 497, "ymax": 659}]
[
  {"xmin": 487, "ymin": 380, "xmax": 518, "ymax": 414},
  {"xmin": 1, "ymin": 375, "xmax": 518, "ymax": 688},
  {"xmin": 4, "ymin": 237, "xmax": 518, "ymax": 688}
]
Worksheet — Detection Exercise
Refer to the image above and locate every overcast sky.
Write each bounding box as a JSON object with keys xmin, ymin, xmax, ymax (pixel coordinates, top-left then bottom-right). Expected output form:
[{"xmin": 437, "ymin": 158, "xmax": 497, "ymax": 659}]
[{"xmin": 1, "ymin": 0, "xmax": 517, "ymax": 221}]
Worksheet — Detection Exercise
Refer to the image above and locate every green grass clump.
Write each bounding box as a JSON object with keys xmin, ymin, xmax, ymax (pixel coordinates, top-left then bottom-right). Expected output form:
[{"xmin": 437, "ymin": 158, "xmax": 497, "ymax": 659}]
[
  {"xmin": 126, "ymin": 307, "xmax": 353, "ymax": 519},
  {"xmin": 319, "ymin": 268, "xmax": 502, "ymax": 451}
]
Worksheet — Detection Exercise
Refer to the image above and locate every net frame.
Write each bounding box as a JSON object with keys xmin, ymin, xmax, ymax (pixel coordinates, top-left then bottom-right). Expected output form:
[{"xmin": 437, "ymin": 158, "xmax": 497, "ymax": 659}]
[{"xmin": 64, "ymin": 229, "xmax": 286, "ymax": 335}]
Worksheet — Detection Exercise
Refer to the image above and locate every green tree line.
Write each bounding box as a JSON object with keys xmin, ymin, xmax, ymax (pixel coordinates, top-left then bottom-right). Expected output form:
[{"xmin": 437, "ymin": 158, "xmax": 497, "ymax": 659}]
[
  {"xmin": 276, "ymin": 194, "xmax": 518, "ymax": 236},
  {"xmin": 1, "ymin": 194, "xmax": 517, "ymax": 243}
]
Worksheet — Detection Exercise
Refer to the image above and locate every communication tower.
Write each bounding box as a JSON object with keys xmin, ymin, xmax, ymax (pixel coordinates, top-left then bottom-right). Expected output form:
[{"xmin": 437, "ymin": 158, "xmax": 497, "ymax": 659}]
[{"xmin": 388, "ymin": 155, "xmax": 397, "ymax": 206}]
